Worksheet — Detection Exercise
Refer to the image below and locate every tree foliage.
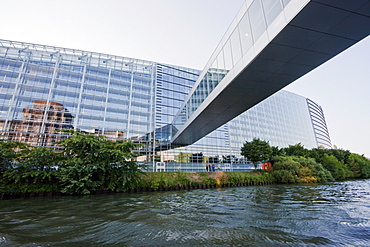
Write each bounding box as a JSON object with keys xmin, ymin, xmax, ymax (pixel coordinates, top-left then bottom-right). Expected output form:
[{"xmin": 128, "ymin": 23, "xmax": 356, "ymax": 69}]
[
  {"xmin": 282, "ymin": 143, "xmax": 309, "ymax": 157},
  {"xmin": 241, "ymin": 138, "xmax": 272, "ymax": 169},
  {"xmin": 270, "ymin": 156, "xmax": 300, "ymax": 183},
  {"xmin": 319, "ymin": 154, "xmax": 349, "ymax": 181},
  {"xmin": 0, "ymin": 131, "xmax": 143, "ymax": 196},
  {"xmin": 267, "ymin": 144, "xmax": 369, "ymax": 181},
  {"xmin": 0, "ymin": 140, "xmax": 28, "ymax": 172},
  {"xmin": 271, "ymin": 146, "xmax": 284, "ymax": 157},
  {"xmin": 56, "ymin": 130, "xmax": 142, "ymax": 194},
  {"xmin": 271, "ymin": 156, "xmax": 334, "ymax": 183},
  {"xmin": 2, "ymin": 146, "xmax": 61, "ymax": 194}
]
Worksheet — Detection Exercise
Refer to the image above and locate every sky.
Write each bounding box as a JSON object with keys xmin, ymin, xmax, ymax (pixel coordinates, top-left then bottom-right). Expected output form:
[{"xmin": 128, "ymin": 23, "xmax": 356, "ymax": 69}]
[{"xmin": 1, "ymin": 0, "xmax": 369, "ymax": 157}]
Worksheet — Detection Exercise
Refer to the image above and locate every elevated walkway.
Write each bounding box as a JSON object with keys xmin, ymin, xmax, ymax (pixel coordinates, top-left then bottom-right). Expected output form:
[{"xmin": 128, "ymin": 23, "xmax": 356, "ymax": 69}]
[{"xmin": 172, "ymin": 0, "xmax": 370, "ymax": 145}]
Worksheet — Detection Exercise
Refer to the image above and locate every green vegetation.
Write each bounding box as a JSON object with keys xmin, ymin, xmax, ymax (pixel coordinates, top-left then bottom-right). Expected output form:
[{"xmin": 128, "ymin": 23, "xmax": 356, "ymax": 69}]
[
  {"xmin": 134, "ymin": 170, "xmax": 274, "ymax": 190},
  {"xmin": 0, "ymin": 131, "xmax": 143, "ymax": 198},
  {"xmin": 270, "ymin": 156, "xmax": 334, "ymax": 183},
  {"xmin": 1, "ymin": 134, "xmax": 369, "ymax": 199},
  {"xmin": 241, "ymin": 138, "xmax": 272, "ymax": 169},
  {"xmin": 240, "ymin": 141, "xmax": 370, "ymax": 183}
]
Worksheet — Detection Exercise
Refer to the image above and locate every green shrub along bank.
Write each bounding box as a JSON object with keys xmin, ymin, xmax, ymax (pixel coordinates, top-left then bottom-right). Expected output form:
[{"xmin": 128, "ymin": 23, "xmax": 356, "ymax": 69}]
[
  {"xmin": 1, "ymin": 135, "xmax": 370, "ymax": 199},
  {"xmin": 0, "ymin": 170, "xmax": 276, "ymax": 198},
  {"xmin": 270, "ymin": 156, "xmax": 334, "ymax": 183},
  {"xmin": 0, "ymin": 131, "xmax": 143, "ymax": 198},
  {"xmin": 139, "ymin": 170, "xmax": 275, "ymax": 191},
  {"xmin": 242, "ymin": 140, "xmax": 370, "ymax": 181}
]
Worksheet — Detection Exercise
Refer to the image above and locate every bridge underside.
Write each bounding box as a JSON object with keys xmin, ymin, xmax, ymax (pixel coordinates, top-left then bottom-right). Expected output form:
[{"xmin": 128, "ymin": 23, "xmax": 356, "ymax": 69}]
[{"xmin": 172, "ymin": 0, "xmax": 370, "ymax": 145}]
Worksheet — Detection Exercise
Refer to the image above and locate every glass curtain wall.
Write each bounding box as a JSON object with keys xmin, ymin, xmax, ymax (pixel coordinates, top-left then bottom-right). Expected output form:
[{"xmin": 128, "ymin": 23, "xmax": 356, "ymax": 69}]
[
  {"xmin": 0, "ymin": 39, "xmax": 330, "ymax": 172},
  {"xmin": 0, "ymin": 40, "xmax": 155, "ymax": 150},
  {"xmin": 162, "ymin": 90, "xmax": 328, "ymax": 172},
  {"xmin": 228, "ymin": 90, "xmax": 318, "ymax": 154},
  {"xmin": 307, "ymin": 99, "xmax": 332, "ymax": 149}
]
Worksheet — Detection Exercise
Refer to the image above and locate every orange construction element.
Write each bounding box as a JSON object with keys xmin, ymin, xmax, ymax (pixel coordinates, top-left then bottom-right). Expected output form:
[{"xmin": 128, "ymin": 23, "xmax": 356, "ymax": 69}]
[{"xmin": 261, "ymin": 161, "xmax": 272, "ymax": 171}]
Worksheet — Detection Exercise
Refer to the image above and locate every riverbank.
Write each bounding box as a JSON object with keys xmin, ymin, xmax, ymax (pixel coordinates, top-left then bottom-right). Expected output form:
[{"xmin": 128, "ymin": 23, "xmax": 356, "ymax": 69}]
[
  {"xmin": 3, "ymin": 151, "xmax": 370, "ymax": 199},
  {"xmin": 2, "ymin": 136, "xmax": 369, "ymax": 200},
  {"xmin": 140, "ymin": 170, "xmax": 275, "ymax": 190},
  {"xmin": 1, "ymin": 170, "xmax": 275, "ymax": 199}
]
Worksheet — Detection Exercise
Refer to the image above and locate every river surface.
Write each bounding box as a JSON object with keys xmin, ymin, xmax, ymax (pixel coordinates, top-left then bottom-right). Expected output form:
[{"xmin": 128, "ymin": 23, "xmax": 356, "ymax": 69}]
[{"xmin": 0, "ymin": 179, "xmax": 369, "ymax": 246}]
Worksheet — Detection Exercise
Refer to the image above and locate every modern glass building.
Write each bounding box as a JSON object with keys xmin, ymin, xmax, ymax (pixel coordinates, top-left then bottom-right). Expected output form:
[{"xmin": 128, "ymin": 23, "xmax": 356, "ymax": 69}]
[{"xmin": 0, "ymin": 39, "xmax": 331, "ymax": 171}]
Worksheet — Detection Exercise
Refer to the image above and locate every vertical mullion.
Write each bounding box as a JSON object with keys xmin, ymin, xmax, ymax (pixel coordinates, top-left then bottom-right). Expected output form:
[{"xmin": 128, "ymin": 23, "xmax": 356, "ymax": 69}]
[
  {"xmin": 74, "ymin": 56, "xmax": 88, "ymax": 131},
  {"xmin": 39, "ymin": 52, "xmax": 61, "ymax": 146},
  {"xmin": 102, "ymin": 66, "xmax": 112, "ymax": 135}
]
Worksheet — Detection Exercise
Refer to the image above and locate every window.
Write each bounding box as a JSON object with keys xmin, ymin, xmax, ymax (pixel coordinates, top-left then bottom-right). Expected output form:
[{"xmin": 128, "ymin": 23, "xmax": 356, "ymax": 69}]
[{"xmin": 249, "ymin": 0, "xmax": 266, "ymax": 42}]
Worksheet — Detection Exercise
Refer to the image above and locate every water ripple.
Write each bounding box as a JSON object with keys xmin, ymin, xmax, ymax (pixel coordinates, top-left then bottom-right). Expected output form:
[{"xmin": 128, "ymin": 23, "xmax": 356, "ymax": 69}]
[{"xmin": 0, "ymin": 180, "xmax": 369, "ymax": 246}]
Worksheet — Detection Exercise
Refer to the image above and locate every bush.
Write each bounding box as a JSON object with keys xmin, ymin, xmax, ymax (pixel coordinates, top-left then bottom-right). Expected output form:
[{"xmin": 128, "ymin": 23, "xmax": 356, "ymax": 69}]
[
  {"xmin": 348, "ymin": 153, "xmax": 370, "ymax": 178},
  {"xmin": 2, "ymin": 167, "xmax": 60, "ymax": 194},
  {"xmin": 1, "ymin": 146, "xmax": 62, "ymax": 195},
  {"xmin": 271, "ymin": 156, "xmax": 300, "ymax": 183},
  {"xmin": 320, "ymin": 154, "xmax": 349, "ymax": 180},
  {"xmin": 56, "ymin": 131, "xmax": 143, "ymax": 194},
  {"xmin": 291, "ymin": 156, "xmax": 334, "ymax": 183},
  {"xmin": 271, "ymin": 156, "xmax": 334, "ymax": 183}
]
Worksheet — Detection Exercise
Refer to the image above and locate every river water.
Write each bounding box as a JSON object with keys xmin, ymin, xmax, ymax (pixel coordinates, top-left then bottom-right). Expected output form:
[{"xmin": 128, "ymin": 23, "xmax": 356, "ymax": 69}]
[{"xmin": 0, "ymin": 179, "xmax": 369, "ymax": 246}]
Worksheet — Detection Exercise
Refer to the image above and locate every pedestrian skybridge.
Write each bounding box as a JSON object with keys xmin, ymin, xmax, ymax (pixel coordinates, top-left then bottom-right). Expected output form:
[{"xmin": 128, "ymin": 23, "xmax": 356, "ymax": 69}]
[{"xmin": 171, "ymin": 0, "xmax": 370, "ymax": 145}]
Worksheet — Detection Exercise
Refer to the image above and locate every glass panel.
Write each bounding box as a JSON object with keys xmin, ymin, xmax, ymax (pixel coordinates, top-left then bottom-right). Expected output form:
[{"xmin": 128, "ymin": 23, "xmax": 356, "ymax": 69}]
[
  {"xmin": 238, "ymin": 12, "xmax": 253, "ymax": 55},
  {"xmin": 249, "ymin": 0, "xmax": 266, "ymax": 42},
  {"xmin": 210, "ymin": 58, "xmax": 218, "ymax": 70},
  {"xmin": 216, "ymin": 50, "xmax": 225, "ymax": 70},
  {"xmin": 282, "ymin": 0, "xmax": 291, "ymax": 7},
  {"xmin": 230, "ymin": 27, "xmax": 243, "ymax": 64},
  {"xmin": 262, "ymin": 0, "xmax": 283, "ymax": 26},
  {"xmin": 223, "ymin": 40, "xmax": 233, "ymax": 70}
]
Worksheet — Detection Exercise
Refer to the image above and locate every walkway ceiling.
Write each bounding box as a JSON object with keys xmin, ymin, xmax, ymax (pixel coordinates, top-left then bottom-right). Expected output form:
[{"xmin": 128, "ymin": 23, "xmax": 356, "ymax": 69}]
[{"xmin": 172, "ymin": 0, "xmax": 370, "ymax": 145}]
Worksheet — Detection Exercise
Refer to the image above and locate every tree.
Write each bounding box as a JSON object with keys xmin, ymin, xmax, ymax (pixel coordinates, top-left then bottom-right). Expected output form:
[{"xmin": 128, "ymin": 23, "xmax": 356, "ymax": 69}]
[
  {"xmin": 327, "ymin": 148, "xmax": 351, "ymax": 164},
  {"xmin": 348, "ymin": 153, "xmax": 370, "ymax": 178},
  {"xmin": 320, "ymin": 154, "xmax": 349, "ymax": 180},
  {"xmin": 282, "ymin": 143, "xmax": 309, "ymax": 157},
  {"xmin": 271, "ymin": 146, "xmax": 284, "ymax": 157},
  {"xmin": 18, "ymin": 146, "xmax": 61, "ymax": 171},
  {"xmin": 308, "ymin": 148, "xmax": 327, "ymax": 162},
  {"xmin": 0, "ymin": 140, "xmax": 28, "ymax": 172},
  {"xmin": 291, "ymin": 156, "xmax": 334, "ymax": 182},
  {"xmin": 56, "ymin": 130, "xmax": 142, "ymax": 194},
  {"xmin": 270, "ymin": 156, "xmax": 300, "ymax": 183},
  {"xmin": 241, "ymin": 138, "xmax": 272, "ymax": 169},
  {"xmin": 2, "ymin": 147, "xmax": 61, "ymax": 193}
]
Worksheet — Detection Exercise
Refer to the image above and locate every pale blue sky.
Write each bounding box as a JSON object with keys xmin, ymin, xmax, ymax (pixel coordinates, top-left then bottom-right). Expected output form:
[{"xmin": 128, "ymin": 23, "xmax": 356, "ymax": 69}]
[{"xmin": 1, "ymin": 0, "xmax": 369, "ymax": 157}]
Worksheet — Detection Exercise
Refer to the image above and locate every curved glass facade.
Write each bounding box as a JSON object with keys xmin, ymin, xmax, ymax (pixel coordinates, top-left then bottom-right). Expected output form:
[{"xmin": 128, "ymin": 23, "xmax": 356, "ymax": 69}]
[
  {"xmin": 0, "ymin": 39, "xmax": 331, "ymax": 171},
  {"xmin": 163, "ymin": 90, "xmax": 331, "ymax": 170},
  {"xmin": 307, "ymin": 98, "xmax": 332, "ymax": 148}
]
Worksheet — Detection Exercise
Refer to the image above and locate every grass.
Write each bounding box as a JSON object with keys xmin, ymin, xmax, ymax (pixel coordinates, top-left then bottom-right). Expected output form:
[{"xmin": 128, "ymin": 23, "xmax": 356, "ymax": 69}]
[{"xmin": 138, "ymin": 170, "xmax": 275, "ymax": 190}]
